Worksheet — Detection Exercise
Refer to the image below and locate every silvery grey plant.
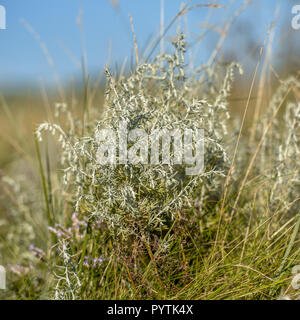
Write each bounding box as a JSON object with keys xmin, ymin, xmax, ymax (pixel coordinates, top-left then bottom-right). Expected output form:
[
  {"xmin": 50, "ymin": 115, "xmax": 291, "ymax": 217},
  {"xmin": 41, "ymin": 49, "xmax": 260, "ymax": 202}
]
[
  {"xmin": 258, "ymin": 77, "xmax": 300, "ymax": 215},
  {"xmin": 36, "ymin": 34, "xmax": 241, "ymax": 241}
]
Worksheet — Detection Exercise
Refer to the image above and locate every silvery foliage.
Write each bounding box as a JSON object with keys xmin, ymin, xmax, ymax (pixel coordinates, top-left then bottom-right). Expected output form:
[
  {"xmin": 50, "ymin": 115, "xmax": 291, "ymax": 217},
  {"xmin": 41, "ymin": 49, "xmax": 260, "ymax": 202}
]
[
  {"xmin": 36, "ymin": 34, "xmax": 242, "ymax": 239},
  {"xmin": 54, "ymin": 240, "xmax": 81, "ymax": 300},
  {"xmin": 259, "ymin": 77, "xmax": 300, "ymax": 213}
]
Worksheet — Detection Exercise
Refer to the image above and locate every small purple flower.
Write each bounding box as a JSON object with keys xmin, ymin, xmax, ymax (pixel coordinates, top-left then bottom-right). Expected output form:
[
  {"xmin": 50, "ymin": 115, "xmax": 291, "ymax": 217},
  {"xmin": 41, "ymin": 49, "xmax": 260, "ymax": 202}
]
[
  {"xmin": 92, "ymin": 257, "xmax": 104, "ymax": 268},
  {"xmin": 29, "ymin": 244, "xmax": 46, "ymax": 260}
]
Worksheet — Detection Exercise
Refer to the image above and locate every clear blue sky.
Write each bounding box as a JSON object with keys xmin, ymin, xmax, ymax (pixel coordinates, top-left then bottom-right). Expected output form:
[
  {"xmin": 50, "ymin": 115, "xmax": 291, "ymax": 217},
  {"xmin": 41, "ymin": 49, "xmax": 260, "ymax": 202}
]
[{"xmin": 0, "ymin": 0, "xmax": 296, "ymax": 89}]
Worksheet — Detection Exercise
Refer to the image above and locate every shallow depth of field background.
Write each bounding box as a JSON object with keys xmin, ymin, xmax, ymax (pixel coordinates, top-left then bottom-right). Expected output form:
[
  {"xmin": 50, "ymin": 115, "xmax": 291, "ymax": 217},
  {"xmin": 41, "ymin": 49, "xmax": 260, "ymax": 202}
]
[{"xmin": 0, "ymin": 0, "xmax": 299, "ymax": 170}]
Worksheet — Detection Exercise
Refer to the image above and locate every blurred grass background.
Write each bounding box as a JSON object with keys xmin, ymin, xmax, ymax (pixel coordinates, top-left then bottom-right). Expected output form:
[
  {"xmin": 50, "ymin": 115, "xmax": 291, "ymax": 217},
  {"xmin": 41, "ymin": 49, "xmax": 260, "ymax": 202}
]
[{"xmin": 0, "ymin": 1, "xmax": 299, "ymax": 169}]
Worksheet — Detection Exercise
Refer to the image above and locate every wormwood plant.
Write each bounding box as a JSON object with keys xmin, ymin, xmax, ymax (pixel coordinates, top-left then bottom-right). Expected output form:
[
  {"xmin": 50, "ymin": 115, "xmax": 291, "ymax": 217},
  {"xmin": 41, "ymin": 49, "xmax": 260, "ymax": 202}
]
[
  {"xmin": 265, "ymin": 79, "xmax": 300, "ymax": 214},
  {"xmin": 33, "ymin": 35, "xmax": 243, "ymax": 298},
  {"xmin": 36, "ymin": 35, "xmax": 240, "ymax": 241}
]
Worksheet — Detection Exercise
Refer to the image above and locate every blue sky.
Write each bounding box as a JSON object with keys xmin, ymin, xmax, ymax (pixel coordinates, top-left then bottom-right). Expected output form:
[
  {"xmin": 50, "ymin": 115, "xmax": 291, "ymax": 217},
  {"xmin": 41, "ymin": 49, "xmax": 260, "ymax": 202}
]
[{"xmin": 0, "ymin": 0, "xmax": 296, "ymax": 89}]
